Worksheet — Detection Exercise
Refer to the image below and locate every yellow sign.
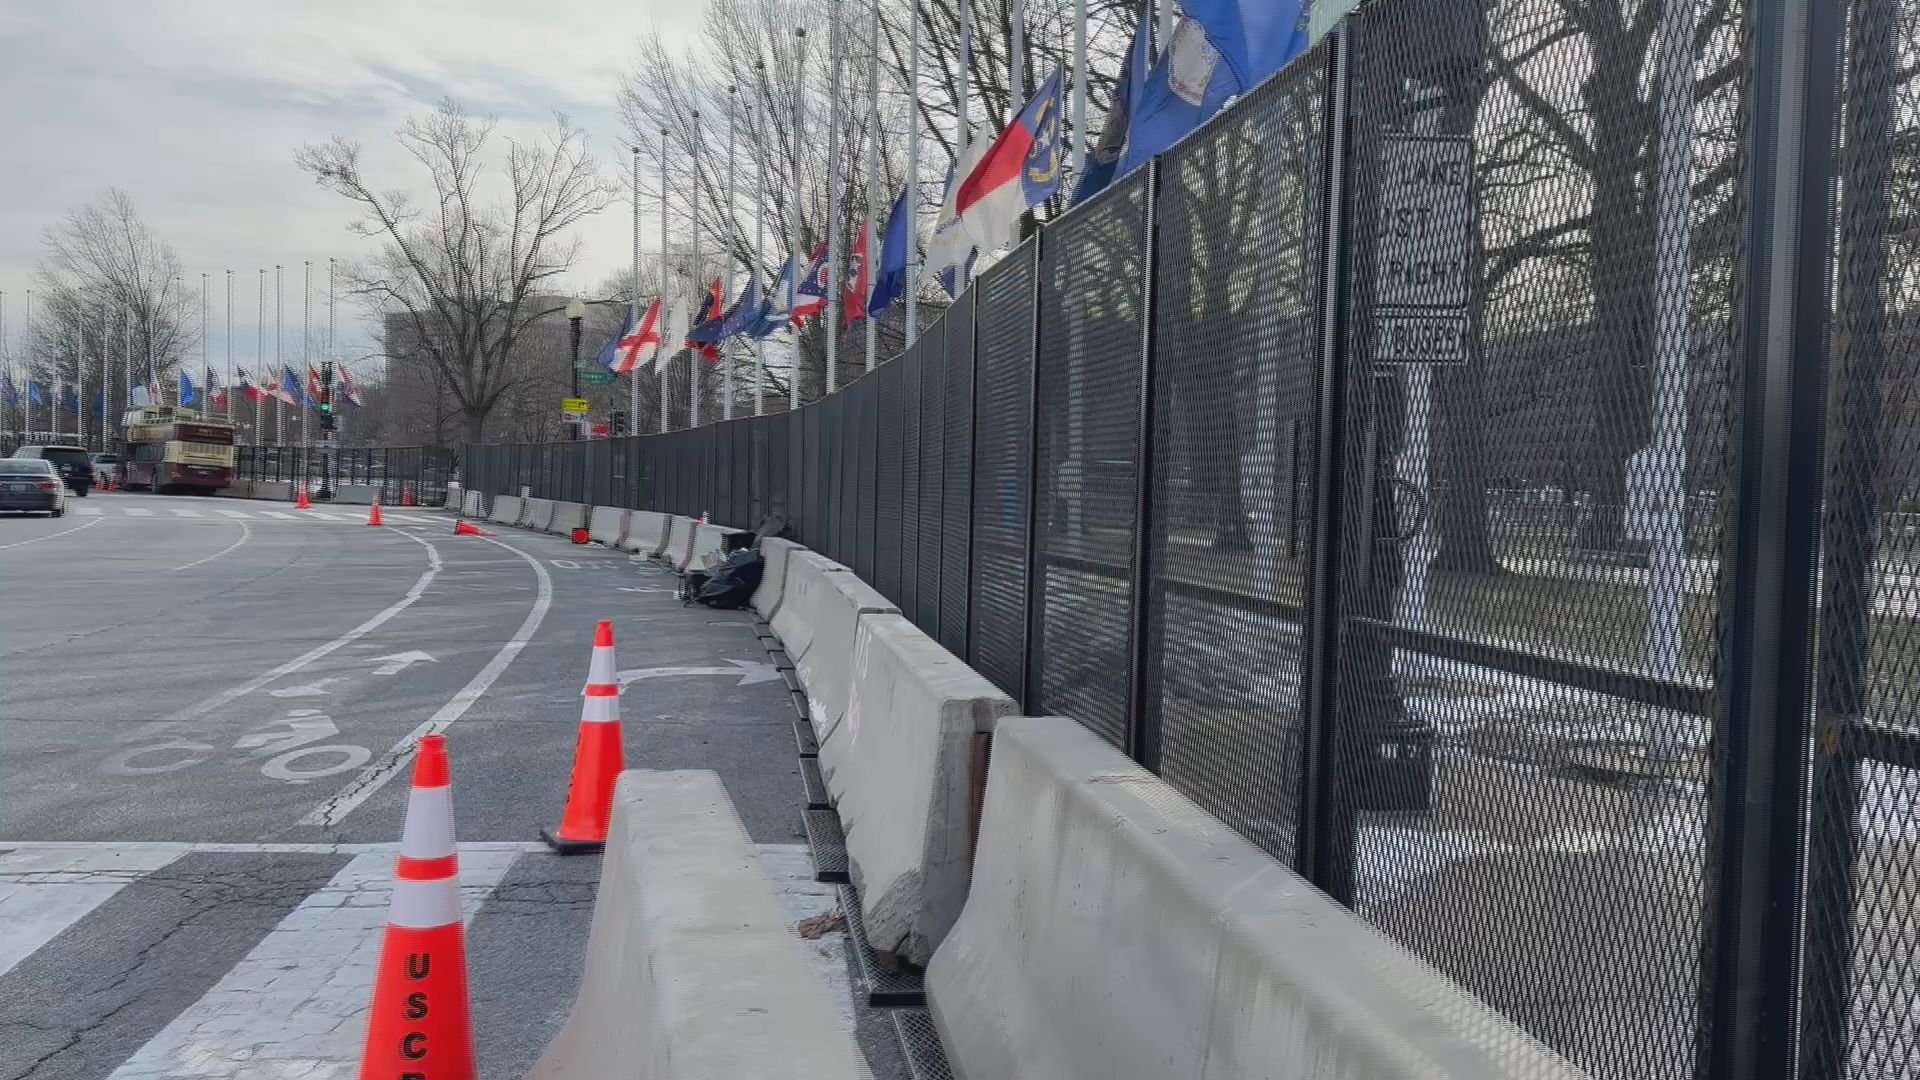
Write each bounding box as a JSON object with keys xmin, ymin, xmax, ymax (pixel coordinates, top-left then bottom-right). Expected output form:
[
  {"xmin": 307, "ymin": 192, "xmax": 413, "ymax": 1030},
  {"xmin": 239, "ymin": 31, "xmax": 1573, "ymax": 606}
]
[{"xmin": 561, "ymin": 398, "xmax": 591, "ymax": 415}]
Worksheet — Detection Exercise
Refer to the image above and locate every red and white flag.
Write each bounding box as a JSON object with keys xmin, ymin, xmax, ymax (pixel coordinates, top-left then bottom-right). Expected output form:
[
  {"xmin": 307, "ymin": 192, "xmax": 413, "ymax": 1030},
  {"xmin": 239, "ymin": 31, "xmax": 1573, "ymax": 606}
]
[
  {"xmin": 841, "ymin": 221, "xmax": 872, "ymax": 328},
  {"xmin": 609, "ymin": 299, "xmax": 661, "ymax": 373}
]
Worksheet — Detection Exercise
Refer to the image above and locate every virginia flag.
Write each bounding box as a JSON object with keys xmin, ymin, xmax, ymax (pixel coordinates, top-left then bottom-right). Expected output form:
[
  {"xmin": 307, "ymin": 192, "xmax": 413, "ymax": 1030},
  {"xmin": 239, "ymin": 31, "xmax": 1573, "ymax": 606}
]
[
  {"xmin": 751, "ymin": 256, "xmax": 800, "ymax": 339},
  {"xmin": 1073, "ymin": 0, "xmax": 1153, "ymax": 205},
  {"xmin": 953, "ymin": 70, "xmax": 1066, "ymax": 254},
  {"xmin": 869, "ymin": 185, "xmax": 913, "ymax": 317},
  {"xmin": 793, "ymin": 243, "xmax": 830, "ymax": 324},
  {"xmin": 1117, "ymin": 0, "xmax": 1310, "ymax": 175},
  {"xmin": 842, "ymin": 222, "xmax": 872, "ymax": 328}
]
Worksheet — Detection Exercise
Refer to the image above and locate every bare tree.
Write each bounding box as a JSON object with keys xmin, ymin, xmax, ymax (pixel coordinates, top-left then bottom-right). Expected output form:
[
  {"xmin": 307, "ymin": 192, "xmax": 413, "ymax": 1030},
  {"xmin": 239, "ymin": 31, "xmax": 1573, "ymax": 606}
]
[
  {"xmin": 297, "ymin": 101, "xmax": 616, "ymax": 442},
  {"xmin": 29, "ymin": 189, "xmax": 199, "ymax": 426}
]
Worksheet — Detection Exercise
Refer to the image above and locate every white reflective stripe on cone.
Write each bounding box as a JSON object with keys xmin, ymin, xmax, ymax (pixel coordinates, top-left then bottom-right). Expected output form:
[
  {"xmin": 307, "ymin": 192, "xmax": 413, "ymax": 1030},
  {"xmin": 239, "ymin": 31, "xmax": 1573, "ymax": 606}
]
[
  {"xmin": 581, "ymin": 694, "xmax": 620, "ymax": 724},
  {"xmin": 388, "ymin": 877, "xmax": 461, "ymax": 929},
  {"xmin": 586, "ymin": 645, "xmax": 618, "ymax": 686},
  {"xmin": 397, "ymin": 785, "xmax": 456, "ymax": 859}
]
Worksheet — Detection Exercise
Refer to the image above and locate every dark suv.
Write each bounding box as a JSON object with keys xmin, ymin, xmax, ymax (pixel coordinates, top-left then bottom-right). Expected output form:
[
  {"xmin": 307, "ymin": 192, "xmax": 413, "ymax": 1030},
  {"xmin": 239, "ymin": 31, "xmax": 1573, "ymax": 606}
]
[{"xmin": 11, "ymin": 445, "xmax": 94, "ymax": 495}]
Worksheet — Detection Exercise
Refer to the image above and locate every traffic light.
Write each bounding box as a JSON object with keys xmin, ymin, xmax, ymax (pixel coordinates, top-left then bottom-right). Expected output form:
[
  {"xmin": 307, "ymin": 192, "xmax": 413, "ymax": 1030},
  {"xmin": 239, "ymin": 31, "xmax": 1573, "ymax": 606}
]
[
  {"xmin": 318, "ymin": 361, "xmax": 336, "ymax": 432},
  {"xmin": 610, "ymin": 410, "xmax": 628, "ymax": 438}
]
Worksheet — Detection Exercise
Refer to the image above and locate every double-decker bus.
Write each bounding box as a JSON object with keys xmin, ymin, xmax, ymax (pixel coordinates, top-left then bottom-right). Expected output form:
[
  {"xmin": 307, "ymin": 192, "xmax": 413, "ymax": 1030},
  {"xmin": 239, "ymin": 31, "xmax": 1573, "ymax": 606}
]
[{"xmin": 121, "ymin": 406, "xmax": 238, "ymax": 494}]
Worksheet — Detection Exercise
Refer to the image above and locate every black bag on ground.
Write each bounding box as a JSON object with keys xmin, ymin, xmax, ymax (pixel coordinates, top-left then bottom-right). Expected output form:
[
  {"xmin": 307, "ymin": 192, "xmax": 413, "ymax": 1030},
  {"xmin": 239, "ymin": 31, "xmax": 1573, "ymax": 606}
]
[{"xmin": 689, "ymin": 542, "xmax": 763, "ymax": 609}]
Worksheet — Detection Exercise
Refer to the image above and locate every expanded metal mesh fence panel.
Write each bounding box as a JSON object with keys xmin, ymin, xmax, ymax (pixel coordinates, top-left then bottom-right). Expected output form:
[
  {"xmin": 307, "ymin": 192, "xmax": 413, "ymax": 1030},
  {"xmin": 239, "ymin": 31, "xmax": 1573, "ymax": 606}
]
[
  {"xmin": 900, "ymin": 344, "xmax": 924, "ymax": 622},
  {"xmin": 732, "ymin": 420, "xmax": 753, "ymax": 526},
  {"xmin": 1803, "ymin": 5, "xmax": 1920, "ymax": 1075},
  {"xmin": 1143, "ymin": 42, "xmax": 1330, "ymax": 867},
  {"xmin": 1319, "ymin": 3, "xmax": 1744, "ymax": 1077},
  {"xmin": 915, "ymin": 322, "xmax": 947, "ymax": 636},
  {"xmin": 855, "ymin": 373, "xmax": 879, "ymax": 582},
  {"xmin": 969, "ymin": 242, "xmax": 1039, "ymax": 703},
  {"xmin": 876, "ymin": 358, "xmax": 907, "ymax": 602},
  {"xmin": 941, "ymin": 296, "xmax": 977, "ymax": 658},
  {"xmin": 1031, "ymin": 173, "xmax": 1151, "ymax": 751}
]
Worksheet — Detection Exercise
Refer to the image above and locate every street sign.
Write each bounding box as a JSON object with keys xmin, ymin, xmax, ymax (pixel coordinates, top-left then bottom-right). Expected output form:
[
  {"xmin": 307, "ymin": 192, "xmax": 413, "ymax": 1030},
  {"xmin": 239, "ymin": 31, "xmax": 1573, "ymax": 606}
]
[
  {"xmin": 1372, "ymin": 134, "xmax": 1474, "ymax": 366},
  {"xmin": 591, "ymin": 423, "xmax": 611, "ymax": 437},
  {"xmin": 561, "ymin": 397, "xmax": 590, "ymax": 419},
  {"xmin": 580, "ymin": 371, "xmax": 617, "ymax": 386}
]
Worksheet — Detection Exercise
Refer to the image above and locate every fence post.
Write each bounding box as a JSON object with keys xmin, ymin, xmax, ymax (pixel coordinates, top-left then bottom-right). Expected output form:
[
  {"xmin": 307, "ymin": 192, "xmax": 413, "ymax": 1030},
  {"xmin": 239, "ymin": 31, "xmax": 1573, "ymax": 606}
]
[
  {"xmin": 1297, "ymin": 30, "xmax": 1355, "ymax": 897},
  {"xmin": 1019, "ymin": 236, "xmax": 1046, "ymax": 713},
  {"xmin": 1698, "ymin": 1, "xmax": 1840, "ymax": 1078},
  {"xmin": 1124, "ymin": 160, "xmax": 1163, "ymax": 770}
]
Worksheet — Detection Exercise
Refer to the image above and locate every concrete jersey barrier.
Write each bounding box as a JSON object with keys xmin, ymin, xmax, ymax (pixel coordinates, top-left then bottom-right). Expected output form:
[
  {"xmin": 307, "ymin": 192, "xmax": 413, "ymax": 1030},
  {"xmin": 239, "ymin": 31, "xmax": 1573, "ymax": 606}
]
[
  {"xmin": 461, "ymin": 490, "xmax": 486, "ymax": 517},
  {"xmin": 521, "ymin": 497, "xmax": 555, "ymax": 532},
  {"xmin": 549, "ymin": 501, "xmax": 587, "ymax": 534},
  {"xmin": 928, "ymin": 718, "xmax": 1587, "ymax": 1080},
  {"xmin": 775, "ymin": 558, "xmax": 898, "ymax": 745},
  {"xmin": 751, "ymin": 537, "xmax": 804, "ymax": 618},
  {"xmin": 487, "ymin": 495, "xmax": 523, "ymax": 527},
  {"xmin": 651, "ymin": 516, "xmax": 692, "ymax": 566},
  {"xmin": 819, "ymin": 614, "xmax": 1014, "ymax": 967},
  {"xmin": 623, "ymin": 510, "xmax": 673, "ymax": 556},
  {"xmin": 677, "ymin": 522, "xmax": 733, "ymax": 573},
  {"xmin": 587, "ymin": 505, "xmax": 629, "ymax": 546},
  {"xmin": 250, "ymin": 480, "xmax": 293, "ymax": 502},
  {"xmin": 530, "ymin": 770, "xmax": 867, "ymax": 1080}
]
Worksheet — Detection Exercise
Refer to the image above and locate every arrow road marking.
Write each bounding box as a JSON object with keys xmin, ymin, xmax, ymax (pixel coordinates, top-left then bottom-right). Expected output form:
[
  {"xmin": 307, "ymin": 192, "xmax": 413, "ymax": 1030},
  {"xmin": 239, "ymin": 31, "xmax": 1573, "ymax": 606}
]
[
  {"xmin": 369, "ymin": 650, "xmax": 436, "ymax": 675},
  {"xmin": 617, "ymin": 659, "xmax": 781, "ymax": 687},
  {"xmin": 269, "ymin": 679, "xmax": 336, "ymax": 698}
]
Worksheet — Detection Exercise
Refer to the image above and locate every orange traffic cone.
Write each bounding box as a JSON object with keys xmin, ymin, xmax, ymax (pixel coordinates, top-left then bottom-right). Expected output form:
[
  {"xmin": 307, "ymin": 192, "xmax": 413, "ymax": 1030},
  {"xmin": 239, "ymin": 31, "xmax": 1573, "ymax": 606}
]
[
  {"xmin": 358, "ymin": 733, "xmax": 477, "ymax": 1080},
  {"xmin": 368, "ymin": 494, "xmax": 384, "ymax": 527},
  {"xmin": 402, "ymin": 483, "xmax": 417, "ymax": 507},
  {"xmin": 295, "ymin": 482, "xmax": 311, "ymax": 511},
  {"xmin": 542, "ymin": 619, "xmax": 627, "ymax": 854},
  {"xmin": 453, "ymin": 519, "xmax": 494, "ymax": 537}
]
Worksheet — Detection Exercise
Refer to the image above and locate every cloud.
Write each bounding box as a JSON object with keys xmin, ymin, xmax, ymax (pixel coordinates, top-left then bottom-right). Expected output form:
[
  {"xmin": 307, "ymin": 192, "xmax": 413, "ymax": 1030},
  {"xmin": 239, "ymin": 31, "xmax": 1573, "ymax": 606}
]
[{"xmin": 0, "ymin": 0, "xmax": 695, "ymax": 368}]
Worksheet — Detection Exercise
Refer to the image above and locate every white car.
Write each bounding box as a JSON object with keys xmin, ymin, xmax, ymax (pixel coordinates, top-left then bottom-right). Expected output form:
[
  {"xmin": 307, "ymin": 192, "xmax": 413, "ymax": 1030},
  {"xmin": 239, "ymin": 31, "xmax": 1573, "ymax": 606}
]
[{"xmin": 90, "ymin": 452, "xmax": 122, "ymax": 488}]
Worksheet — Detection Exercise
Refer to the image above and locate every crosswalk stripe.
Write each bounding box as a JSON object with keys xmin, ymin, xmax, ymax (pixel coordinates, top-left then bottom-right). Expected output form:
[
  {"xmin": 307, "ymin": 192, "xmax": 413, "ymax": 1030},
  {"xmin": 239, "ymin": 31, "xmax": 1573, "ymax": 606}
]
[
  {"xmin": 0, "ymin": 848, "xmax": 182, "ymax": 979},
  {"xmin": 166, "ymin": 508, "xmax": 203, "ymax": 518},
  {"xmin": 72, "ymin": 505, "xmax": 103, "ymax": 516},
  {"xmin": 212, "ymin": 508, "xmax": 251, "ymax": 519},
  {"xmin": 106, "ymin": 848, "xmax": 521, "ymax": 1079},
  {"xmin": 258, "ymin": 510, "xmax": 295, "ymax": 520},
  {"xmin": 390, "ymin": 514, "xmax": 435, "ymax": 524},
  {"xmin": 122, "ymin": 507, "xmax": 154, "ymax": 516}
]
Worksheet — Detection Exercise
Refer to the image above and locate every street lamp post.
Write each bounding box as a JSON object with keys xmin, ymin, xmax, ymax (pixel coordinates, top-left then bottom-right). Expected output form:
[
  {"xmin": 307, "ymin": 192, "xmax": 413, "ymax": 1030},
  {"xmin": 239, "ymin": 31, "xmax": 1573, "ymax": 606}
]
[{"xmin": 566, "ymin": 299, "xmax": 587, "ymax": 440}]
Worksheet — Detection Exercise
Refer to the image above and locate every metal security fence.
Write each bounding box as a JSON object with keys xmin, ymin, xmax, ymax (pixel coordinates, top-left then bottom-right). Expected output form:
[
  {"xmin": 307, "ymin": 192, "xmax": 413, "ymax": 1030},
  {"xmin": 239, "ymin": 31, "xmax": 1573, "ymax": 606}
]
[
  {"xmin": 235, "ymin": 445, "xmax": 454, "ymax": 504},
  {"xmin": 459, "ymin": 2, "xmax": 1914, "ymax": 1077}
]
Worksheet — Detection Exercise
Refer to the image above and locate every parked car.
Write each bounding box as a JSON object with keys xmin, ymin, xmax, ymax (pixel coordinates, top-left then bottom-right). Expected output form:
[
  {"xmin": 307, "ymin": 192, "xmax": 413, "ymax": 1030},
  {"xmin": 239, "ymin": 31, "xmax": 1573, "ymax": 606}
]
[
  {"xmin": 90, "ymin": 452, "xmax": 122, "ymax": 487},
  {"xmin": 10, "ymin": 445, "xmax": 93, "ymax": 495},
  {"xmin": 0, "ymin": 458, "xmax": 68, "ymax": 516}
]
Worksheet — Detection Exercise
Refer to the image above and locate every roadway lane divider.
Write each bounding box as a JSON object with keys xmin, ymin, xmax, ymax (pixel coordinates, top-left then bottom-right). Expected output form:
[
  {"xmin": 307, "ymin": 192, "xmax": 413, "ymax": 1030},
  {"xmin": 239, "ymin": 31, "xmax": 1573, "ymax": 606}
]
[
  {"xmin": 542, "ymin": 620, "xmax": 628, "ymax": 855},
  {"xmin": 529, "ymin": 770, "xmax": 867, "ymax": 1079},
  {"xmin": 358, "ymin": 733, "xmax": 479, "ymax": 1080}
]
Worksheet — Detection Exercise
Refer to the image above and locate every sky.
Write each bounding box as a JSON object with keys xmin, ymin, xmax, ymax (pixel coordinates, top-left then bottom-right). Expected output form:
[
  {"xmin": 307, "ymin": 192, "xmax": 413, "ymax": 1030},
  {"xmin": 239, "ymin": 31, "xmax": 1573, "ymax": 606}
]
[{"xmin": 0, "ymin": 0, "xmax": 706, "ymax": 374}]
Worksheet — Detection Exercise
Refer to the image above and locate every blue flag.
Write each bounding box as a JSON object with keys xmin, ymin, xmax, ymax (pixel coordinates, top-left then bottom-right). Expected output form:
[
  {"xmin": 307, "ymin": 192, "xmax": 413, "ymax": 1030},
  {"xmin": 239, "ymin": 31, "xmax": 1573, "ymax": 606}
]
[
  {"xmin": 717, "ymin": 271, "xmax": 771, "ymax": 342},
  {"xmin": 869, "ymin": 185, "xmax": 912, "ymax": 317},
  {"xmin": 1074, "ymin": 0, "xmax": 1153, "ymax": 205},
  {"xmin": 179, "ymin": 371, "xmax": 197, "ymax": 407},
  {"xmin": 95, "ymin": 389, "xmax": 107, "ymax": 417},
  {"xmin": 1, "ymin": 376, "xmax": 17, "ymax": 408},
  {"xmin": 750, "ymin": 257, "xmax": 800, "ymax": 339},
  {"xmin": 28, "ymin": 382, "xmax": 44, "ymax": 407},
  {"xmin": 1119, "ymin": 0, "xmax": 1309, "ymax": 176},
  {"xmin": 62, "ymin": 387, "xmax": 79, "ymax": 413}
]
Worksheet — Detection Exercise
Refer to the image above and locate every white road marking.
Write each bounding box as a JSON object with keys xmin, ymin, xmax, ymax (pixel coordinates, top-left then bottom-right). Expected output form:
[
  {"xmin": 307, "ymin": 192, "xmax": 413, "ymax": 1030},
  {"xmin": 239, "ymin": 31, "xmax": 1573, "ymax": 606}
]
[
  {"xmin": 211, "ymin": 508, "xmax": 252, "ymax": 519},
  {"xmin": 105, "ymin": 848, "xmax": 521, "ymax": 1080},
  {"xmin": 259, "ymin": 510, "xmax": 295, "ymax": 520},
  {"xmin": 300, "ymin": 535, "xmax": 554, "ymax": 827},
  {"xmin": 0, "ymin": 515, "xmax": 103, "ymax": 549},
  {"xmin": 166, "ymin": 521, "xmax": 251, "ymax": 573},
  {"xmin": 369, "ymin": 650, "xmax": 435, "ymax": 675},
  {"xmin": 0, "ymin": 847, "xmax": 183, "ymax": 978},
  {"xmin": 166, "ymin": 508, "xmax": 203, "ymax": 518},
  {"xmin": 121, "ymin": 534, "xmax": 443, "ymax": 741},
  {"xmin": 72, "ymin": 505, "xmax": 103, "ymax": 516},
  {"xmin": 123, "ymin": 507, "xmax": 155, "ymax": 517}
]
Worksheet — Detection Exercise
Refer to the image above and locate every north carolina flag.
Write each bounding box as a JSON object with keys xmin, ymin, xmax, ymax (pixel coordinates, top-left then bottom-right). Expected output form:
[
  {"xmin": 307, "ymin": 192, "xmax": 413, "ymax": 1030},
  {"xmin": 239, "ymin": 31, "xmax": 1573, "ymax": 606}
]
[
  {"xmin": 601, "ymin": 300, "xmax": 661, "ymax": 373},
  {"xmin": 953, "ymin": 69, "xmax": 1066, "ymax": 253},
  {"xmin": 793, "ymin": 243, "xmax": 830, "ymax": 324},
  {"xmin": 842, "ymin": 221, "xmax": 872, "ymax": 328}
]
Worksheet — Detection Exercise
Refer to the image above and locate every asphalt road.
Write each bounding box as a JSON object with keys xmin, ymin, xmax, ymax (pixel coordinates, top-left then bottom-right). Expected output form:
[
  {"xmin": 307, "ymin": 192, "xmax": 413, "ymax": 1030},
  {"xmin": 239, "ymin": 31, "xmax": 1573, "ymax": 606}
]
[{"xmin": 0, "ymin": 492, "xmax": 875, "ymax": 1079}]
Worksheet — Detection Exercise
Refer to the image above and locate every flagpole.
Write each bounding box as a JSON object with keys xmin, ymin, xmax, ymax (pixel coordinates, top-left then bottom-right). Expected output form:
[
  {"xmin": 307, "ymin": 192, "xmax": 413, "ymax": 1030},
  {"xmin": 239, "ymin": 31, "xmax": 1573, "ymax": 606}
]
[
  {"xmin": 328, "ymin": 257, "xmax": 340, "ymax": 451},
  {"xmin": 630, "ymin": 143, "xmax": 642, "ymax": 432},
  {"xmin": 954, "ymin": 0, "xmax": 973, "ymax": 296},
  {"xmin": 21, "ymin": 290, "xmax": 30, "ymax": 439},
  {"xmin": 753, "ymin": 58, "xmax": 768, "ymax": 418},
  {"xmin": 121, "ymin": 300, "xmax": 130, "ymax": 425},
  {"xmin": 275, "ymin": 265, "xmax": 284, "ymax": 446},
  {"xmin": 1071, "ymin": 0, "xmax": 1087, "ymax": 184},
  {"xmin": 225, "ymin": 270, "xmax": 234, "ymax": 422},
  {"xmin": 1011, "ymin": 0, "xmax": 1026, "ymax": 113},
  {"xmin": 98, "ymin": 297, "xmax": 108, "ymax": 449},
  {"xmin": 721, "ymin": 83, "xmax": 735, "ymax": 422},
  {"xmin": 791, "ymin": 26, "xmax": 807, "ymax": 410},
  {"xmin": 905, "ymin": 0, "xmax": 921, "ymax": 344},
  {"xmin": 302, "ymin": 260, "xmax": 312, "ymax": 452},
  {"xmin": 863, "ymin": 0, "xmax": 881, "ymax": 374},
  {"xmin": 691, "ymin": 107, "xmax": 703, "ymax": 430},
  {"xmin": 258, "ymin": 269, "xmax": 267, "ymax": 447},
  {"xmin": 659, "ymin": 126, "xmax": 672, "ymax": 435},
  {"xmin": 826, "ymin": 0, "xmax": 843, "ymax": 394}
]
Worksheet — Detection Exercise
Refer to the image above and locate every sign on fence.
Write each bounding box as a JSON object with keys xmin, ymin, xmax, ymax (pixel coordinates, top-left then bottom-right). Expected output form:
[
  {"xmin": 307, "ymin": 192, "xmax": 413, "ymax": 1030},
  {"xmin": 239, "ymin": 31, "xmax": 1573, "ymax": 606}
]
[
  {"xmin": 560, "ymin": 397, "xmax": 590, "ymax": 418},
  {"xmin": 1371, "ymin": 134, "xmax": 1474, "ymax": 366}
]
